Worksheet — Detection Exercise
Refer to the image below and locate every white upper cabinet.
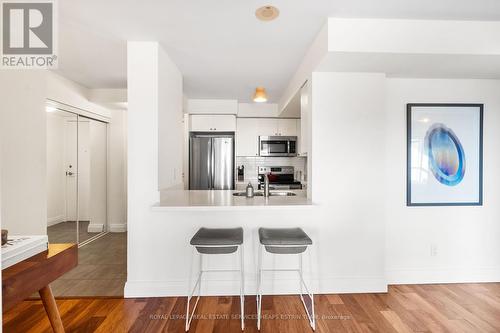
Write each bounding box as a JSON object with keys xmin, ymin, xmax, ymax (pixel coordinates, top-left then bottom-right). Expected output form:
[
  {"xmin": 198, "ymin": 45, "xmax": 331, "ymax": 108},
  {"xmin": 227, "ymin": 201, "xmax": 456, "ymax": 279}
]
[
  {"xmin": 277, "ymin": 119, "xmax": 297, "ymax": 136},
  {"xmin": 257, "ymin": 118, "xmax": 278, "ymax": 136},
  {"xmin": 255, "ymin": 118, "xmax": 297, "ymax": 136},
  {"xmin": 236, "ymin": 118, "xmax": 259, "ymax": 156},
  {"xmin": 190, "ymin": 115, "xmax": 236, "ymax": 132}
]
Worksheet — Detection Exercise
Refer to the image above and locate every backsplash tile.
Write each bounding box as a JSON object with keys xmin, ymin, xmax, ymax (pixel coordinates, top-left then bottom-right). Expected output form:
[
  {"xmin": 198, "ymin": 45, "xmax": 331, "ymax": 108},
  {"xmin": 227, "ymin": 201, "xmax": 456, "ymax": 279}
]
[{"xmin": 235, "ymin": 156, "xmax": 307, "ymax": 186}]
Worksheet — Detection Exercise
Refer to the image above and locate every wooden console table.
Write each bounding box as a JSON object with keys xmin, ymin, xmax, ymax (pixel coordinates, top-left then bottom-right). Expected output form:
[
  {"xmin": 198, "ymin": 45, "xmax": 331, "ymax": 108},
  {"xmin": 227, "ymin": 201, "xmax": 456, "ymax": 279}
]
[{"xmin": 2, "ymin": 243, "xmax": 78, "ymax": 333}]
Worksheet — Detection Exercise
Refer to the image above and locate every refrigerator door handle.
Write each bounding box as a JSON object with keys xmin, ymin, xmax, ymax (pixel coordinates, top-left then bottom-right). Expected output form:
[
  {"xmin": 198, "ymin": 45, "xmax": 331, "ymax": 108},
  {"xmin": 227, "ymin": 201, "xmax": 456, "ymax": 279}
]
[
  {"xmin": 211, "ymin": 138, "xmax": 215, "ymax": 189},
  {"xmin": 208, "ymin": 138, "xmax": 213, "ymax": 189}
]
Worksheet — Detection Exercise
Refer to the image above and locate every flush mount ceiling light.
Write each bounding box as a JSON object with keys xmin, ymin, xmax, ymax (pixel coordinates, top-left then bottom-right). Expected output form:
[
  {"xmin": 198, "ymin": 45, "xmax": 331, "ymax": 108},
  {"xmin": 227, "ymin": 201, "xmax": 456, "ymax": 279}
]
[
  {"xmin": 253, "ymin": 87, "xmax": 268, "ymax": 103},
  {"xmin": 255, "ymin": 5, "xmax": 279, "ymax": 21}
]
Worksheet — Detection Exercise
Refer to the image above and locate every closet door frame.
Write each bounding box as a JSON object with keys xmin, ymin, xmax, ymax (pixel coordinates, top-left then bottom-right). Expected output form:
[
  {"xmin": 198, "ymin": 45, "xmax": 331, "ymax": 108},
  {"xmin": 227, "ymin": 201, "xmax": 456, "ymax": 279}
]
[{"xmin": 46, "ymin": 100, "xmax": 110, "ymax": 247}]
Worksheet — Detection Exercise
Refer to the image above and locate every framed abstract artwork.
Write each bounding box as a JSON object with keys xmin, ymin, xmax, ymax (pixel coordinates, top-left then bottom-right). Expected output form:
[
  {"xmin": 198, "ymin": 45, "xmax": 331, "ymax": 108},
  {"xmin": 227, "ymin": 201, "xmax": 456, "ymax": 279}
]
[{"xmin": 407, "ymin": 103, "xmax": 483, "ymax": 206}]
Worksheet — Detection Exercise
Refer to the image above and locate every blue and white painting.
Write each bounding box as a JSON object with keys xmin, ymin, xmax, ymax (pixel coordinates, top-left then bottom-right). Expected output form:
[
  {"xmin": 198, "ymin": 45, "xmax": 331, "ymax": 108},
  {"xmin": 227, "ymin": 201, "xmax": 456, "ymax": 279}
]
[
  {"xmin": 407, "ymin": 104, "xmax": 483, "ymax": 206},
  {"xmin": 424, "ymin": 123, "xmax": 466, "ymax": 186}
]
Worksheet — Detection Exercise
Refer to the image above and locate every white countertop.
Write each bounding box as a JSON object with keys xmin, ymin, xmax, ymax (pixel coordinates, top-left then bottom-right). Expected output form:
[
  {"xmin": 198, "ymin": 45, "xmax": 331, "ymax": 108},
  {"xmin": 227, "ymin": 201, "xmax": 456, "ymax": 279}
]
[{"xmin": 153, "ymin": 189, "xmax": 313, "ymax": 210}]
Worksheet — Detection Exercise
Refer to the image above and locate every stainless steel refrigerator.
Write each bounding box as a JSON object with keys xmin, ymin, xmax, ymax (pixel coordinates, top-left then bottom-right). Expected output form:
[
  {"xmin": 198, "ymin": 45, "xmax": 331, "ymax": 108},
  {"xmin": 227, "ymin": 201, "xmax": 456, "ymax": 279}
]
[{"xmin": 189, "ymin": 133, "xmax": 235, "ymax": 190}]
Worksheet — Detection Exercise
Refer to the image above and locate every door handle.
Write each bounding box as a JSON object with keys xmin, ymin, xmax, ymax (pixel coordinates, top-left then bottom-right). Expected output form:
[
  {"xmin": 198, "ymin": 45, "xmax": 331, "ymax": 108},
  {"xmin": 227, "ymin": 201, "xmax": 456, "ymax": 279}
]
[{"xmin": 66, "ymin": 171, "xmax": 74, "ymax": 176}]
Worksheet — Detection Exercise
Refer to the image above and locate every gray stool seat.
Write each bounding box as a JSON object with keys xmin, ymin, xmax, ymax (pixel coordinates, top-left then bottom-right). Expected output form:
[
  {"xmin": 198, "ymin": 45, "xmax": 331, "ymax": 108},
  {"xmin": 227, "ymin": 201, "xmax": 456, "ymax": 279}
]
[
  {"xmin": 259, "ymin": 227, "xmax": 312, "ymax": 254},
  {"xmin": 190, "ymin": 227, "xmax": 243, "ymax": 254}
]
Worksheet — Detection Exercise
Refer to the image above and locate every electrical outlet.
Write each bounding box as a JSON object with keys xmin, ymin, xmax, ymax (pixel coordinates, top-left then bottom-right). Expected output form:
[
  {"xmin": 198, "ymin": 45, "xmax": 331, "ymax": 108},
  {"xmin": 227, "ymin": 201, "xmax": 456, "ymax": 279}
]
[{"xmin": 430, "ymin": 244, "xmax": 438, "ymax": 257}]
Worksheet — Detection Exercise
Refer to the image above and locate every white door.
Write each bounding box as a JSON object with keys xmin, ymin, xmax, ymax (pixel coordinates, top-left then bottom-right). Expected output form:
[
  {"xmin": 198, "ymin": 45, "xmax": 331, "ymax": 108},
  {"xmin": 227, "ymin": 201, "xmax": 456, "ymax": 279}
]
[{"xmin": 64, "ymin": 119, "xmax": 78, "ymax": 221}]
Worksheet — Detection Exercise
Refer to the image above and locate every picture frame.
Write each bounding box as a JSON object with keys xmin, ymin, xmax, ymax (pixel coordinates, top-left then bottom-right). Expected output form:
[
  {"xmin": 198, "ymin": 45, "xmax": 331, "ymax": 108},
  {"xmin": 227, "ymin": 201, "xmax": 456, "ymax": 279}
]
[{"xmin": 407, "ymin": 103, "xmax": 483, "ymax": 206}]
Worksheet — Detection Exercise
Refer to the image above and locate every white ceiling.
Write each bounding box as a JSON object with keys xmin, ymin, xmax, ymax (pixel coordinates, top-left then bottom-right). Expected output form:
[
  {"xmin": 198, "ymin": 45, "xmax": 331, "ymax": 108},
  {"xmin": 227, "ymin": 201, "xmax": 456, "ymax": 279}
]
[{"xmin": 57, "ymin": 0, "xmax": 500, "ymax": 102}]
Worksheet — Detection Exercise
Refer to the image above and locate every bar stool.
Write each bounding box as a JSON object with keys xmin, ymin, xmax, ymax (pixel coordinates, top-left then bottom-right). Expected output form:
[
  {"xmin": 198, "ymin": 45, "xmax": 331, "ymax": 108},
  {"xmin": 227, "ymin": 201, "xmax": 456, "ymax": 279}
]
[
  {"xmin": 256, "ymin": 227, "xmax": 315, "ymax": 330},
  {"xmin": 186, "ymin": 227, "xmax": 245, "ymax": 331}
]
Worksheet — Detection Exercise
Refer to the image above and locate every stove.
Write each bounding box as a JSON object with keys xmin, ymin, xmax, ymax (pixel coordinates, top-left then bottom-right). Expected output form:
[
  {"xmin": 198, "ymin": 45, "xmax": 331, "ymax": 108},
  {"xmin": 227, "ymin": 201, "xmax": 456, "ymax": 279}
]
[{"xmin": 257, "ymin": 166, "xmax": 302, "ymax": 190}]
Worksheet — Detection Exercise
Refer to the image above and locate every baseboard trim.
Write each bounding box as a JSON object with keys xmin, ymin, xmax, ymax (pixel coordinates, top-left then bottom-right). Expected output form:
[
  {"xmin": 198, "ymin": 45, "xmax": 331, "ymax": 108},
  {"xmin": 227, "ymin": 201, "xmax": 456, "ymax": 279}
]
[
  {"xmin": 109, "ymin": 224, "xmax": 127, "ymax": 232},
  {"xmin": 47, "ymin": 215, "xmax": 65, "ymax": 226},
  {"xmin": 124, "ymin": 276, "xmax": 387, "ymax": 298},
  {"xmin": 387, "ymin": 267, "xmax": 500, "ymax": 285},
  {"xmin": 87, "ymin": 223, "xmax": 104, "ymax": 233}
]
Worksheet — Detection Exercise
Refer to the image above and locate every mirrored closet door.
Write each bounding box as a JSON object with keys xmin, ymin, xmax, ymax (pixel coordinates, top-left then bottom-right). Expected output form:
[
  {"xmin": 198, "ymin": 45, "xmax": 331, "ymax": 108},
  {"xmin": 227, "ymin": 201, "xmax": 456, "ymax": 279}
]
[
  {"xmin": 46, "ymin": 105, "xmax": 108, "ymax": 246},
  {"xmin": 77, "ymin": 116, "xmax": 108, "ymax": 243}
]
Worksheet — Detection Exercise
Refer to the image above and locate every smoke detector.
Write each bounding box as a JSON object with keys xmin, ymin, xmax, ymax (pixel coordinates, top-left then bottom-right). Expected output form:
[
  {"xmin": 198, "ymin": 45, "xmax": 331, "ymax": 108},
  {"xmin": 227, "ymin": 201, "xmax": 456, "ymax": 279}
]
[{"xmin": 255, "ymin": 6, "xmax": 279, "ymax": 21}]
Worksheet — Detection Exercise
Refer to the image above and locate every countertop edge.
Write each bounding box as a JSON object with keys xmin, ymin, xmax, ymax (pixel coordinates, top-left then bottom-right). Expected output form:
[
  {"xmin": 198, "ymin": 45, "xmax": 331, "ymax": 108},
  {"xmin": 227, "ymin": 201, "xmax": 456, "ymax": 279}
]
[{"xmin": 150, "ymin": 202, "xmax": 316, "ymax": 211}]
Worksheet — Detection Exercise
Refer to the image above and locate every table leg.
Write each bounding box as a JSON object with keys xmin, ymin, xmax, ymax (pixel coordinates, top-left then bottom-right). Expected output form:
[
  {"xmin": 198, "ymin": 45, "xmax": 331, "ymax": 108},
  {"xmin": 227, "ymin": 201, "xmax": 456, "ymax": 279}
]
[{"xmin": 39, "ymin": 285, "xmax": 65, "ymax": 333}]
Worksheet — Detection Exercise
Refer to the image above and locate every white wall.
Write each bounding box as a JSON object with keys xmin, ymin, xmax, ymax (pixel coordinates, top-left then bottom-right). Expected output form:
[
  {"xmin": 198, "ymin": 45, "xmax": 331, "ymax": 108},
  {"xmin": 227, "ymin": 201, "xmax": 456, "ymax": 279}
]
[
  {"xmin": 0, "ymin": 71, "xmax": 47, "ymax": 235},
  {"xmin": 328, "ymin": 18, "xmax": 500, "ymax": 55},
  {"xmin": 311, "ymin": 72, "xmax": 388, "ymax": 291},
  {"xmin": 158, "ymin": 46, "xmax": 184, "ymax": 190},
  {"xmin": 385, "ymin": 78, "xmax": 500, "ymax": 284},
  {"xmin": 47, "ymin": 73, "xmax": 111, "ymax": 119},
  {"xmin": 279, "ymin": 23, "xmax": 328, "ymax": 112},
  {"xmin": 127, "ymin": 41, "xmax": 183, "ymax": 287},
  {"xmin": 187, "ymin": 99, "xmax": 237, "ymax": 115},
  {"xmin": 237, "ymin": 103, "xmax": 280, "ymax": 118}
]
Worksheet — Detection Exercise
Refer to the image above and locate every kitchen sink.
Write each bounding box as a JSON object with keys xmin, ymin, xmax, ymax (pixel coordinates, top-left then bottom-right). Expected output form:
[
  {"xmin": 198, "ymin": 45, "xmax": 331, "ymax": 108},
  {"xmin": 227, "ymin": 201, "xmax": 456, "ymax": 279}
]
[
  {"xmin": 233, "ymin": 192, "xmax": 264, "ymax": 197},
  {"xmin": 232, "ymin": 191, "xmax": 296, "ymax": 197},
  {"xmin": 269, "ymin": 191, "xmax": 297, "ymax": 196}
]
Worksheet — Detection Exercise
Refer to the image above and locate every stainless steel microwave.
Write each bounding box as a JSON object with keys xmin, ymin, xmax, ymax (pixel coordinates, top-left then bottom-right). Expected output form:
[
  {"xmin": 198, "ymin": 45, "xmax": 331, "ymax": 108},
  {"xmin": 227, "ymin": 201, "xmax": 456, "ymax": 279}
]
[{"xmin": 259, "ymin": 136, "xmax": 297, "ymax": 157}]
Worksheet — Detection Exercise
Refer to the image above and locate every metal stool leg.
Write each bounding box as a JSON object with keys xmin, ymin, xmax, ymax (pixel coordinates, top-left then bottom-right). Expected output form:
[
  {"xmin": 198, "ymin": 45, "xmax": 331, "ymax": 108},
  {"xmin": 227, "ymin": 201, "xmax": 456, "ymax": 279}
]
[
  {"xmin": 299, "ymin": 252, "xmax": 316, "ymax": 330},
  {"xmin": 186, "ymin": 252, "xmax": 203, "ymax": 331},
  {"xmin": 257, "ymin": 245, "xmax": 315, "ymax": 331},
  {"xmin": 256, "ymin": 244, "xmax": 263, "ymax": 330},
  {"xmin": 239, "ymin": 245, "xmax": 245, "ymax": 330}
]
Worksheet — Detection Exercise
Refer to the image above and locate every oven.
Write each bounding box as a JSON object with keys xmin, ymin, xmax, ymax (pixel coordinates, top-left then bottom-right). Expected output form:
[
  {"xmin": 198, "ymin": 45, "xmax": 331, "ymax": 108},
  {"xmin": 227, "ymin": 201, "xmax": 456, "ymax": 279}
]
[
  {"xmin": 259, "ymin": 136, "xmax": 297, "ymax": 157},
  {"xmin": 257, "ymin": 166, "xmax": 302, "ymax": 190}
]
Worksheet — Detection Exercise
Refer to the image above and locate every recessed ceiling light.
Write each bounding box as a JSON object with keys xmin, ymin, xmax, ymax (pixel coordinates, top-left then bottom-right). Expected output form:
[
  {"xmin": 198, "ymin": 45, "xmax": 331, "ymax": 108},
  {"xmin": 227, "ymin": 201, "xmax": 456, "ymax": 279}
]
[
  {"xmin": 255, "ymin": 6, "xmax": 279, "ymax": 22},
  {"xmin": 253, "ymin": 87, "xmax": 268, "ymax": 103}
]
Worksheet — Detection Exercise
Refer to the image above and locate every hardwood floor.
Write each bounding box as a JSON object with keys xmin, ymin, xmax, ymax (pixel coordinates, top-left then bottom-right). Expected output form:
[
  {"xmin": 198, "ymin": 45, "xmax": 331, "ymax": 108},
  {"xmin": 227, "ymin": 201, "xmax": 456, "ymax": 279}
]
[
  {"xmin": 4, "ymin": 283, "xmax": 500, "ymax": 332},
  {"xmin": 47, "ymin": 221, "xmax": 99, "ymax": 244},
  {"xmin": 43, "ymin": 233, "xmax": 126, "ymax": 297}
]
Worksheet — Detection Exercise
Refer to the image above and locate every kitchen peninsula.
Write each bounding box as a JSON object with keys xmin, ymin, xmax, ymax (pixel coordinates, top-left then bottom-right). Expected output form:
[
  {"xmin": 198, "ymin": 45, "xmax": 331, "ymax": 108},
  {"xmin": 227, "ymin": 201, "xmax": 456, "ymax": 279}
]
[{"xmin": 154, "ymin": 189, "xmax": 312, "ymax": 209}]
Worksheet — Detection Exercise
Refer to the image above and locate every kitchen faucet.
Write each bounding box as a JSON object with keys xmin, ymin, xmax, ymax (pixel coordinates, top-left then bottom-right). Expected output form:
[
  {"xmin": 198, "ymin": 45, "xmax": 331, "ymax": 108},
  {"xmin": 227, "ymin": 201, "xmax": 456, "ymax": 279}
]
[{"xmin": 264, "ymin": 173, "xmax": 270, "ymax": 197}]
